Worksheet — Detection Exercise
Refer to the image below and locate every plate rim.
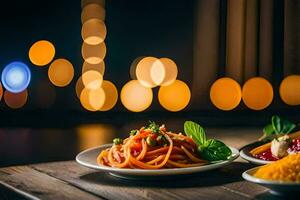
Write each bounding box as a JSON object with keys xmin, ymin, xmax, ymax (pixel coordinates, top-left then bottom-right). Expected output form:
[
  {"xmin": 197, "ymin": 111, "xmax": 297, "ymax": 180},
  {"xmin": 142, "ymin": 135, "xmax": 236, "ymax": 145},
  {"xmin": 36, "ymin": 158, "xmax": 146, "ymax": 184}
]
[
  {"xmin": 239, "ymin": 142, "xmax": 273, "ymax": 165},
  {"xmin": 76, "ymin": 144, "xmax": 240, "ymax": 175},
  {"xmin": 242, "ymin": 166, "xmax": 300, "ymax": 186}
]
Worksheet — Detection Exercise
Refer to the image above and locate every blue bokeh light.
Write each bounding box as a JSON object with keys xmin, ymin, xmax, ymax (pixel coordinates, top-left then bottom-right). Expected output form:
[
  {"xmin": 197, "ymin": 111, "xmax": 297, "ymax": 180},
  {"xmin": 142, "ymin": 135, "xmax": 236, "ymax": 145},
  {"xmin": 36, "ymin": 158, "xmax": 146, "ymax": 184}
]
[{"xmin": 1, "ymin": 61, "xmax": 31, "ymax": 93}]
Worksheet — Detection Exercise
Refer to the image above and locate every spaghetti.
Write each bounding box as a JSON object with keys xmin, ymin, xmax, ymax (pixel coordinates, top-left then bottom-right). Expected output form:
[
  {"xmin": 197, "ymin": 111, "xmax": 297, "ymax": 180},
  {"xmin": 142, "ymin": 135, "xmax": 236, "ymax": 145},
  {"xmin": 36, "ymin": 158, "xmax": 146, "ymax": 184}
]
[{"xmin": 97, "ymin": 122, "xmax": 207, "ymax": 169}]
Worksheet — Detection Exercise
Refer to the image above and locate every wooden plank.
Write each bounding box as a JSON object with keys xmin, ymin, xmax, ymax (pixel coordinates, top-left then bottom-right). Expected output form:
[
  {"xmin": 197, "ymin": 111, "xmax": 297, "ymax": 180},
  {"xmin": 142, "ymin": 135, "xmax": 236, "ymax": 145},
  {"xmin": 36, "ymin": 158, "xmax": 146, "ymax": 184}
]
[
  {"xmin": 0, "ymin": 166, "xmax": 103, "ymax": 200},
  {"xmin": 31, "ymin": 161, "xmax": 269, "ymax": 200}
]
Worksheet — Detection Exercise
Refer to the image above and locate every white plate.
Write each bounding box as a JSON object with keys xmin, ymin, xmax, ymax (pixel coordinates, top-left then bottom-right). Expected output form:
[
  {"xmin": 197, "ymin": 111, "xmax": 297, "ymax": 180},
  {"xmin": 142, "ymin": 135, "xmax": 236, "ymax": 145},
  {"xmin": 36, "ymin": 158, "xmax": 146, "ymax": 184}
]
[
  {"xmin": 76, "ymin": 144, "xmax": 239, "ymax": 178},
  {"xmin": 240, "ymin": 142, "xmax": 273, "ymax": 165},
  {"xmin": 242, "ymin": 166, "xmax": 300, "ymax": 196}
]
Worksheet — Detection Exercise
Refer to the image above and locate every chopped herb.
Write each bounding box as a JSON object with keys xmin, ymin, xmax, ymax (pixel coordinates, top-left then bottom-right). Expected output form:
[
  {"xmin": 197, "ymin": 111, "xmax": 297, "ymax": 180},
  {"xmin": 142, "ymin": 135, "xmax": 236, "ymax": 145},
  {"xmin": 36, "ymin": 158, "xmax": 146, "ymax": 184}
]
[
  {"xmin": 147, "ymin": 121, "xmax": 160, "ymax": 134},
  {"xmin": 130, "ymin": 130, "xmax": 138, "ymax": 136},
  {"xmin": 113, "ymin": 138, "xmax": 123, "ymax": 145},
  {"xmin": 146, "ymin": 137, "xmax": 157, "ymax": 146}
]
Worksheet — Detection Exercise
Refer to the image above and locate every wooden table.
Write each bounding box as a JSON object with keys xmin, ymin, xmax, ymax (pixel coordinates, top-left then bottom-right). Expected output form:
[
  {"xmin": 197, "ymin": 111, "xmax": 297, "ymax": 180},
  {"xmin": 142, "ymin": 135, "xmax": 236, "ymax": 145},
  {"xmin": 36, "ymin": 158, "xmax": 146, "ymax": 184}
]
[{"xmin": 0, "ymin": 128, "xmax": 287, "ymax": 200}]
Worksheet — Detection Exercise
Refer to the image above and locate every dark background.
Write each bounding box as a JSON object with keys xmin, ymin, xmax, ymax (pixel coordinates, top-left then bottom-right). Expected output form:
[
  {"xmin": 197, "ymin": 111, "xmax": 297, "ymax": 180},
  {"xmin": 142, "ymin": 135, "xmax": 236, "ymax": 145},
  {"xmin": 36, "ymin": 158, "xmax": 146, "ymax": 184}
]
[{"xmin": 0, "ymin": 0, "xmax": 299, "ymax": 167}]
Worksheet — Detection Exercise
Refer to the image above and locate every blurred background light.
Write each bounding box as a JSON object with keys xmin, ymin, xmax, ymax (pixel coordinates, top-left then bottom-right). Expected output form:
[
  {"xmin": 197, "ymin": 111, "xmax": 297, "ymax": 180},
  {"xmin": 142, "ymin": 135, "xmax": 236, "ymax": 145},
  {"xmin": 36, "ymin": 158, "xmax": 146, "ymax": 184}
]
[
  {"xmin": 242, "ymin": 77, "xmax": 273, "ymax": 110},
  {"xmin": 1, "ymin": 61, "xmax": 31, "ymax": 93},
  {"xmin": 157, "ymin": 58, "xmax": 178, "ymax": 86},
  {"xmin": 121, "ymin": 80, "xmax": 153, "ymax": 112},
  {"xmin": 76, "ymin": 77, "xmax": 84, "ymax": 99},
  {"xmin": 0, "ymin": 82, "xmax": 3, "ymax": 101},
  {"xmin": 82, "ymin": 60, "xmax": 105, "ymax": 75},
  {"xmin": 34, "ymin": 80, "xmax": 56, "ymax": 109},
  {"xmin": 4, "ymin": 90, "xmax": 28, "ymax": 109},
  {"xmin": 28, "ymin": 40, "xmax": 55, "ymax": 66},
  {"xmin": 158, "ymin": 80, "xmax": 191, "ymax": 112},
  {"xmin": 280, "ymin": 75, "xmax": 300, "ymax": 106},
  {"xmin": 99, "ymin": 80, "xmax": 118, "ymax": 111},
  {"xmin": 81, "ymin": 0, "xmax": 105, "ymax": 8},
  {"xmin": 48, "ymin": 59, "xmax": 74, "ymax": 87},
  {"xmin": 130, "ymin": 56, "xmax": 144, "ymax": 80},
  {"xmin": 136, "ymin": 57, "xmax": 159, "ymax": 88},
  {"xmin": 210, "ymin": 77, "xmax": 241, "ymax": 111},
  {"xmin": 150, "ymin": 59, "xmax": 165, "ymax": 85},
  {"xmin": 81, "ymin": 3, "xmax": 105, "ymax": 24},
  {"xmin": 82, "ymin": 19, "xmax": 107, "ymax": 45},
  {"xmin": 82, "ymin": 70, "xmax": 103, "ymax": 90},
  {"xmin": 76, "ymin": 124, "xmax": 114, "ymax": 151},
  {"xmin": 82, "ymin": 42, "xmax": 106, "ymax": 64},
  {"xmin": 80, "ymin": 87, "xmax": 106, "ymax": 111}
]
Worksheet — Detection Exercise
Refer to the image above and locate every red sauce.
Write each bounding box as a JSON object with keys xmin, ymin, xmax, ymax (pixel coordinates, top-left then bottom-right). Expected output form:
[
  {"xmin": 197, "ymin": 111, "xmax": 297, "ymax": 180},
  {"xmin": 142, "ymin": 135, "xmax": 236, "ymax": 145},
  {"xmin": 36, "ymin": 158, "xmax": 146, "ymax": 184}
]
[
  {"xmin": 288, "ymin": 138, "xmax": 300, "ymax": 153},
  {"xmin": 254, "ymin": 149, "xmax": 279, "ymax": 161}
]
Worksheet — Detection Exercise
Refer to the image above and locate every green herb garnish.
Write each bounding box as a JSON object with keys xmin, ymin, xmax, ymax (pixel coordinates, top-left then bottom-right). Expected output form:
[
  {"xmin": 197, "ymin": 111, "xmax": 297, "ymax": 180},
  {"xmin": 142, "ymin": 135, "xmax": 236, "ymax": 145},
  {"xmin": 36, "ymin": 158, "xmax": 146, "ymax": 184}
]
[
  {"xmin": 260, "ymin": 115, "xmax": 296, "ymax": 142},
  {"xmin": 147, "ymin": 121, "xmax": 160, "ymax": 133},
  {"xmin": 184, "ymin": 121, "xmax": 232, "ymax": 161},
  {"xmin": 130, "ymin": 129, "xmax": 138, "ymax": 136},
  {"xmin": 113, "ymin": 138, "xmax": 123, "ymax": 145}
]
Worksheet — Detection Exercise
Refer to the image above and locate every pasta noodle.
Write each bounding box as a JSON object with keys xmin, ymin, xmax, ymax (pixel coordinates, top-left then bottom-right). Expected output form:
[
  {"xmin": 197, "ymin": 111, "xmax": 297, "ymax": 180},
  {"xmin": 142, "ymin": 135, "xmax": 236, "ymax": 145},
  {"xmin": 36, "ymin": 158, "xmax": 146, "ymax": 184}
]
[{"xmin": 97, "ymin": 124, "xmax": 208, "ymax": 169}]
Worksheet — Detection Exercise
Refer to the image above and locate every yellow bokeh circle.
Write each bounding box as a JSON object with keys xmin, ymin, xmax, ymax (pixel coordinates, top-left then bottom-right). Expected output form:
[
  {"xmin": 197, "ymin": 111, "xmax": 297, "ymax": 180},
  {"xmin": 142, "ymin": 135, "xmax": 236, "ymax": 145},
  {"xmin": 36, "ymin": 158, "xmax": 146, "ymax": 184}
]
[
  {"xmin": 82, "ymin": 70, "xmax": 103, "ymax": 90},
  {"xmin": 210, "ymin": 77, "xmax": 242, "ymax": 111},
  {"xmin": 80, "ymin": 87, "xmax": 106, "ymax": 111},
  {"xmin": 76, "ymin": 77, "xmax": 84, "ymax": 99},
  {"xmin": 280, "ymin": 75, "xmax": 300, "ymax": 106},
  {"xmin": 82, "ymin": 19, "xmax": 107, "ymax": 45},
  {"xmin": 82, "ymin": 42, "xmax": 106, "ymax": 64},
  {"xmin": 242, "ymin": 77, "xmax": 273, "ymax": 110},
  {"xmin": 155, "ymin": 58, "xmax": 178, "ymax": 86},
  {"xmin": 158, "ymin": 80, "xmax": 191, "ymax": 112},
  {"xmin": 48, "ymin": 59, "xmax": 74, "ymax": 87},
  {"xmin": 4, "ymin": 90, "xmax": 28, "ymax": 109},
  {"xmin": 29, "ymin": 40, "xmax": 55, "ymax": 66},
  {"xmin": 121, "ymin": 80, "xmax": 153, "ymax": 112},
  {"xmin": 136, "ymin": 57, "xmax": 159, "ymax": 88},
  {"xmin": 81, "ymin": 3, "xmax": 105, "ymax": 24},
  {"xmin": 99, "ymin": 80, "xmax": 118, "ymax": 111},
  {"xmin": 82, "ymin": 61, "xmax": 105, "ymax": 75}
]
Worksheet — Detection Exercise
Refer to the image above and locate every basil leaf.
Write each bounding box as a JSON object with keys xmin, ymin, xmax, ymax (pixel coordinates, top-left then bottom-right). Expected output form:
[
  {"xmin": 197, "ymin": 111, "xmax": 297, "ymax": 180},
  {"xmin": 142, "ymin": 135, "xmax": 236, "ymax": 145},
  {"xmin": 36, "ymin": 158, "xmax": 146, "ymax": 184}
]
[
  {"xmin": 200, "ymin": 139, "xmax": 232, "ymax": 161},
  {"xmin": 281, "ymin": 119, "xmax": 296, "ymax": 134},
  {"xmin": 184, "ymin": 121, "xmax": 206, "ymax": 146},
  {"xmin": 272, "ymin": 115, "xmax": 282, "ymax": 134},
  {"xmin": 263, "ymin": 124, "xmax": 275, "ymax": 135}
]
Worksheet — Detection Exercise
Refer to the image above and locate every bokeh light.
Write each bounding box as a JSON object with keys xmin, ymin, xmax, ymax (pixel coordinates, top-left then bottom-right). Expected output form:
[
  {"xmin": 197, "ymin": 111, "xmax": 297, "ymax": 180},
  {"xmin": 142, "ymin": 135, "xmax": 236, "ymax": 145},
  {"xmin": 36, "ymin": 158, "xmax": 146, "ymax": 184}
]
[
  {"xmin": 130, "ymin": 56, "xmax": 144, "ymax": 80},
  {"xmin": 29, "ymin": 40, "xmax": 55, "ymax": 66},
  {"xmin": 121, "ymin": 80, "xmax": 153, "ymax": 112},
  {"xmin": 81, "ymin": 3, "xmax": 105, "ymax": 24},
  {"xmin": 4, "ymin": 90, "xmax": 28, "ymax": 109},
  {"xmin": 82, "ymin": 19, "xmax": 107, "ymax": 45},
  {"xmin": 157, "ymin": 58, "xmax": 178, "ymax": 86},
  {"xmin": 48, "ymin": 59, "xmax": 74, "ymax": 87},
  {"xmin": 81, "ymin": 0, "xmax": 105, "ymax": 8},
  {"xmin": 158, "ymin": 80, "xmax": 191, "ymax": 112},
  {"xmin": 82, "ymin": 70, "xmax": 103, "ymax": 90},
  {"xmin": 76, "ymin": 124, "xmax": 114, "ymax": 151},
  {"xmin": 80, "ymin": 87, "xmax": 106, "ymax": 111},
  {"xmin": 1, "ymin": 61, "xmax": 31, "ymax": 93},
  {"xmin": 210, "ymin": 77, "xmax": 241, "ymax": 111},
  {"xmin": 280, "ymin": 75, "xmax": 300, "ymax": 106},
  {"xmin": 0, "ymin": 82, "xmax": 3, "ymax": 101},
  {"xmin": 82, "ymin": 60, "xmax": 105, "ymax": 75},
  {"xmin": 99, "ymin": 80, "xmax": 118, "ymax": 111},
  {"xmin": 82, "ymin": 42, "xmax": 106, "ymax": 64},
  {"xmin": 76, "ymin": 77, "xmax": 84, "ymax": 99},
  {"xmin": 242, "ymin": 77, "xmax": 273, "ymax": 110},
  {"xmin": 136, "ymin": 57, "xmax": 158, "ymax": 88},
  {"xmin": 150, "ymin": 59, "xmax": 165, "ymax": 85},
  {"xmin": 35, "ymin": 80, "xmax": 56, "ymax": 109}
]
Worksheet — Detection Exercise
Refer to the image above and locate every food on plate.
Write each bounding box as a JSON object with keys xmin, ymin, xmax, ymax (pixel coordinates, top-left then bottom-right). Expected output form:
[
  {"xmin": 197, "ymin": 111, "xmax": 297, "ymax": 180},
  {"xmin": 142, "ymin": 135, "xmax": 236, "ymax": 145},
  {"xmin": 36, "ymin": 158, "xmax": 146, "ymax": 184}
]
[
  {"xmin": 250, "ymin": 115, "xmax": 300, "ymax": 161},
  {"xmin": 254, "ymin": 153, "xmax": 300, "ymax": 182},
  {"xmin": 97, "ymin": 121, "xmax": 232, "ymax": 169}
]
